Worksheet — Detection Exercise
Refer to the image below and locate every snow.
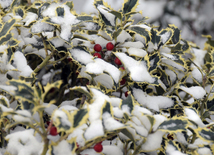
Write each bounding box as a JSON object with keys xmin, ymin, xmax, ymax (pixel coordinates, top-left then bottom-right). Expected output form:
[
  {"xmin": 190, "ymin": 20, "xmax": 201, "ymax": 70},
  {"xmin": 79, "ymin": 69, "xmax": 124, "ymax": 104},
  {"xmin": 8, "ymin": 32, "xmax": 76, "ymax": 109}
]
[
  {"xmin": 94, "ymin": 74, "xmax": 114, "ymax": 89},
  {"xmin": 52, "ymin": 109, "xmax": 72, "ymax": 127},
  {"xmin": 179, "ymin": 86, "xmax": 206, "ymax": 99},
  {"xmin": 127, "ymin": 120, "xmax": 148, "ymax": 137},
  {"xmin": 115, "ymin": 52, "xmax": 155, "ymax": 83},
  {"xmin": 113, "ymin": 107, "xmax": 124, "ymax": 118},
  {"xmin": 23, "ymin": 12, "xmax": 38, "ymax": 26},
  {"xmin": 70, "ymin": 48, "xmax": 94, "ymax": 65},
  {"xmin": 13, "ymin": 51, "xmax": 33, "ymax": 77},
  {"xmin": 132, "ymin": 88, "xmax": 174, "ymax": 111},
  {"xmin": 52, "ymin": 140, "xmax": 72, "ymax": 155},
  {"xmin": 141, "ymin": 130, "xmax": 165, "ymax": 151},
  {"xmin": 86, "ymin": 58, "xmax": 121, "ymax": 83},
  {"xmin": 43, "ymin": 103, "xmax": 57, "ymax": 115},
  {"xmin": 166, "ymin": 144, "xmax": 187, "ymax": 155},
  {"xmin": 127, "ymin": 47, "xmax": 147, "ymax": 58},
  {"xmin": 84, "ymin": 119, "xmax": 104, "ymax": 140},
  {"xmin": 152, "ymin": 115, "xmax": 167, "ymax": 131},
  {"xmin": 5, "ymin": 129, "xmax": 43, "ymax": 155},
  {"xmin": 116, "ymin": 30, "xmax": 132, "ymax": 43},
  {"xmin": 184, "ymin": 108, "xmax": 205, "ymax": 128},
  {"xmin": 31, "ymin": 21, "xmax": 55, "ymax": 34},
  {"xmin": 102, "ymin": 145, "xmax": 123, "ymax": 155},
  {"xmin": 121, "ymin": 41, "xmax": 144, "ymax": 48},
  {"xmin": 0, "ymin": 0, "xmax": 13, "ymax": 8},
  {"xmin": 198, "ymin": 147, "xmax": 212, "ymax": 155},
  {"xmin": 13, "ymin": 110, "xmax": 32, "ymax": 123},
  {"xmin": 102, "ymin": 112, "xmax": 124, "ymax": 131},
  {"xmin": 97, "ymin": 5, "xmax": 115, "ymax": 26}
]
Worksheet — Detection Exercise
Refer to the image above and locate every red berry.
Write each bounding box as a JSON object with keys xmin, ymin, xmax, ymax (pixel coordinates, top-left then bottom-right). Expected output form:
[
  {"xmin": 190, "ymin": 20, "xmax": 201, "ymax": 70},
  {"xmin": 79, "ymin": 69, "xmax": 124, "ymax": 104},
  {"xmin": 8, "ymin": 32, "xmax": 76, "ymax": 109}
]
[
  {"xmin": 49, "ymin": 126, "xmax": 58, "ymax": 136},
  {"xmin": 106, "ymin": 42, "xmax": 114, "ymax": 50},
  {"xmin": 120, "ymin": 78, "xmax": 126, "ymax": 85},
  {"xmin": 93, "ymin": 53, "xmax": 102, "ymax": 58},
  {"xmin": 94, "ymin": 143, "xmax": 103, "ymax": 152},
  {"xmin": 120, "ymin": 67, "xmax": 125, "ymax": 70},
  {"xmin": 94, "ymin": 44, "xmax": 102, "ymax": 52},
  {"xmin": 68, "ymin": 58, "xmax": 72, "ymax": 62},
  {"xmin": 125, "ymin": 91, "xmax": 128, "ymax": 97},
  {"xmin": 76, "ymin": 142, "xmax": 79, "ymax": 148},
  {"xmin": 114, "ymin": 57, "xmax": 122, "ymax": 65},
  {"xmin": 46, "ymin": 121, "xmax": 50, "ymax": 125}
]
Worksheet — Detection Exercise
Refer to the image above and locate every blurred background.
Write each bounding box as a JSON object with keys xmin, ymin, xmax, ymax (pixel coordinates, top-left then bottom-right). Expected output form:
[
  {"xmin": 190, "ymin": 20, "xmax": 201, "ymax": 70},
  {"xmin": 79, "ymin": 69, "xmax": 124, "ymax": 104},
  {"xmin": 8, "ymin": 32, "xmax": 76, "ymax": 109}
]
[{"xmin": 61, "ymin": 0, "xmax": 214, "ymax": 48}]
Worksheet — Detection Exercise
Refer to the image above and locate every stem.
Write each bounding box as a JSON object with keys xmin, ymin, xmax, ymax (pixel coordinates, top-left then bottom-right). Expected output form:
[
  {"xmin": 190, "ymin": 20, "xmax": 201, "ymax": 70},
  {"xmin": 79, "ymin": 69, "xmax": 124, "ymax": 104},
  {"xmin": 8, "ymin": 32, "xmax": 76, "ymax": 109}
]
[
  {"xmin": 41, "ymin": 34, "xmax": 49, "ymax": 56},
  {"xmin": 48, "ymin": 53, "xmax": 69, "ymax": 65},
  {"xmin": 41, "ymin": 138, "xmax": 49, "ymax": 155},
  {"xmin": 76, "ymin": 131, "xmax": 120, "ymax": 154},
  {"xmin": 132, "ymin": 139, "xmax": 146, "ymax": 155}
]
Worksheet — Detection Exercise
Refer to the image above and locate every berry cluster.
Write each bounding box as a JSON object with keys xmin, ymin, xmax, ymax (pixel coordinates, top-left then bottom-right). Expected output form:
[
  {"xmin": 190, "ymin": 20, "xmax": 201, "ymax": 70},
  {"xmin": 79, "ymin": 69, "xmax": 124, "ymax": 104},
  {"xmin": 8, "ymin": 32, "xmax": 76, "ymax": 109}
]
[{"xmin": 93, "ymin": 42, "xmax": 114, "ymax": 59}]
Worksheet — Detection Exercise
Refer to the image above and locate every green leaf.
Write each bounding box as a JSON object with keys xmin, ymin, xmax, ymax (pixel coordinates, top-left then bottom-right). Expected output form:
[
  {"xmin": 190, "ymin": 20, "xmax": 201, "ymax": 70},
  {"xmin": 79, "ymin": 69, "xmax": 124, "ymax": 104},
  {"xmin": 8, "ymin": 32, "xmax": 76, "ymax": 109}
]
[
  {"xmin": 70, "ymin": 86, "xmax": 92, "ymax": 100},
  {"xmin": 76, "ymin": 15, "xmax": 94, "ymax": 22},
  {"xmin": 108, "ymin": 10, "xmax": 122, "ymax": 20},
  {"xmin": 65, "ymin": 1, "xmax": 74, "ymax": 11},
  {"xmin": 169, "ymin": 24, "xmax": 180, "ymax": 45},
  {"xmin": 158, "ymin": 28, "xmax": 173, "ymax": 45},
  {"xmin": 0, "ymin": 33, "xmax": 13, "ymax": 45},
  {"xmin": 206, "ymin": 96, "xmax": 214, "ymax": 111},
  {"xmin": 102, "ymin": 101, "xmax": 112, "ymax": 115},
  {"xmin": 0, "ymin": 19, "xmax": 16, "ymax": 38},
  {"xmin": 113, "ymin": 27, "xmax": 123, "ymax": 39},
  {"xmin": 14, "ymin": 7, "xmax": 24, "ymax": 17},
  {"xmin": 122, "ymin": 0, "xmax": 139, "ymax": 14},
  {"xmin": 198, "ymin": 129, "xmax": 214, "ymax": 141},
  {"xmin": 128, "ymin": 26, "xmax": 151, "ymax": 43},
  {"xmin": 120, "ymin": 128, "xmax": 135, "ymax": 142},
  {"xmin": 158, "ymin": 118, "xmax": 188, "ymax": 132},
  {"xmin": 151, "ymin": 28, "xmax": 161, "ymax": 48},
  {"xmin": 56, "ymin": 7, "xmax": 64, "ymax": 17},
  {"xmin": 120, "ymin": 95, "xmax": 134, "ymax": 114},
  {"xmin": 72, "ymin": 109, "xmax": 88, "ymax": 129}
]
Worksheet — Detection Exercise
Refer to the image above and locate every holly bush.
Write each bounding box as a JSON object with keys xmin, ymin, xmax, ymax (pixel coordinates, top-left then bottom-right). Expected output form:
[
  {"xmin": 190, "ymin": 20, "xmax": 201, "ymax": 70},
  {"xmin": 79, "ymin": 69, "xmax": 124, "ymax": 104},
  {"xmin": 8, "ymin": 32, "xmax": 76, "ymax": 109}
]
[{"xmin": 0, "ymin": 0, "xmax": 214, "ymax": 155}]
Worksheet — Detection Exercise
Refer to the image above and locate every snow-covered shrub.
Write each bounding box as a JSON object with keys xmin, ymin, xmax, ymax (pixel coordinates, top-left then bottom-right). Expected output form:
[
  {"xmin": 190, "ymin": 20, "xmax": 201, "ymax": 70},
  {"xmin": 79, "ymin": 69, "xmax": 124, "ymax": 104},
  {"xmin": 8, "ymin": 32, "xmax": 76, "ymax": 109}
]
[{"xmin": 0, "ymin": 0, "xmax": 213, "ymax": 155}]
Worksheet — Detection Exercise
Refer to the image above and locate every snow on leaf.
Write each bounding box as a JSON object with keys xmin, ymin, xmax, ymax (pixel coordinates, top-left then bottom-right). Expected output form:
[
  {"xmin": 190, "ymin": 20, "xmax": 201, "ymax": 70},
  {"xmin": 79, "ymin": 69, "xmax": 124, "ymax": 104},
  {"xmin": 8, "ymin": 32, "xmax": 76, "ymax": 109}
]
[
  {"xmin": 184, "ymin": 108, "xmax": 205, "ymax": 128},
  {"xmin": 166, "ymin": 142, "xmax": 187, "ymax": 155},
  {"xmin": 141, "ymin": 130, "xmax": 165, "ymax": 151},
  {"xmin": 102, "ymin": 145, "xmax": 123, "ymax": 155},
  {"xmin": 116, "ymin": 30, "xmax": 132, "ymax": 43},
  {"xmin": 114, "ymin": 52, "xmax": 155, "ymax": 83},
  {"xmin": 179, "ymin": 85, "xmax": 206, "ymax": 99},
  {"xmin": 132, "ymin": 88, "xmax": 174, "ymax": 111},
  {"xmin": 13, "ymin": 51, "xmax": 33, "ymax": 77},
  {"xmin": 70, "ymin": 46, "xmax": 94, "ymax": 65},
  {"xmin": 97, "ymin": 5, "xmax": 116, "ymax": 26},
  {"xmin": 84, "ymin": 119, "xmax": 104, "ymax": 141},
  {"xmin": 86, "ymin": 58, "xmax": 121, "ymax": 84},
  {"xmin": 5, "ymin": 129, "xmax": 43, "ymax": 155},
  {"xmin": 127, "ymin": 47, "xmax": 147, "ymax": 58},
  {"xmin": 52, "ymin": 109, "xmax": 72, "ymax": 132},
  {"xmin": 31, "ymin": 20, "xmax": 55, "ymax": 34},
  {"xmin": 102, "ymin": 112, "xmax": 124, "ymax": 131},
  {"xmin": 159, "ymin": 28, "xmax": 173, "ymax": 45}
]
